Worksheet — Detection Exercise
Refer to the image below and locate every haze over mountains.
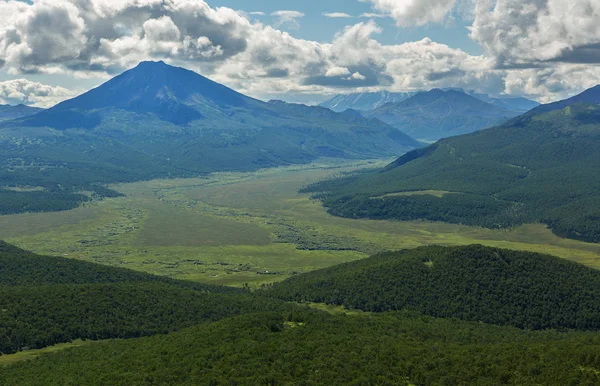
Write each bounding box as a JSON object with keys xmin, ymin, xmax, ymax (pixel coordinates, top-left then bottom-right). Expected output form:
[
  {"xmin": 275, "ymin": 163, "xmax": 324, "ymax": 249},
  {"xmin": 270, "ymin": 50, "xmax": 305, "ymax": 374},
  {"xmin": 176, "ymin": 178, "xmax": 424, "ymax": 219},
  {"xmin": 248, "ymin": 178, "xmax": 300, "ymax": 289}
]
[
  {"xmin": 0, "ymin": 104, "xmax": 43, "ymax": 122},
  {"xmin": 304, "ymin": 84, "xmax": 600, "ymax": 243},
  {"xmin": 363, "ymin": 89, "xmax": 531, "ymax": 141},
  {"xmin": 319, "ymin": 89, "xmax": 540, "ymax": 141},
  {"xmin": 0, "ymin": 61, "xmax": 420, "ymax": 215},
  {"xmin": 319, "ymin": 91, "xmax": 418, "ymax": 112}
]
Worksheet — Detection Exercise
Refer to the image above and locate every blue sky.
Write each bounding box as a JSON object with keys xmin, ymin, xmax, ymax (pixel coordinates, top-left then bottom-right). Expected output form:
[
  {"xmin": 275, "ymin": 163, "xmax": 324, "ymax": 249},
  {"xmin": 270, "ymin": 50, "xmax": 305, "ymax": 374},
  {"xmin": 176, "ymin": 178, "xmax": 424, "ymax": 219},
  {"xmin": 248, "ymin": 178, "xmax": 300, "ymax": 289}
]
[
  {"xmin": 1, "ymin": 0, "xmax": 599, "ymax": 107},
  {"xmin": 210, "ymin": 0, "xmax": 481, "ymax": 54}
]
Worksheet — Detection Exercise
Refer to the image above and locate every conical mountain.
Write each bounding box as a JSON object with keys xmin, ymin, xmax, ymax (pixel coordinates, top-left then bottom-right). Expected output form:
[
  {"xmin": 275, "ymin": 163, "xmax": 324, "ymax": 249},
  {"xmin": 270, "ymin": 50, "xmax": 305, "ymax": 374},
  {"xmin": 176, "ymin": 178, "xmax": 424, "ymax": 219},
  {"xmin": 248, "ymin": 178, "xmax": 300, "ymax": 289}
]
[
  {"xmin": 0, "ymin": 61, "xmax": 420, "ymax": 215},
  {"xmin": 306, "ymin": 85, "xmax": 600, "ymax": 244}
]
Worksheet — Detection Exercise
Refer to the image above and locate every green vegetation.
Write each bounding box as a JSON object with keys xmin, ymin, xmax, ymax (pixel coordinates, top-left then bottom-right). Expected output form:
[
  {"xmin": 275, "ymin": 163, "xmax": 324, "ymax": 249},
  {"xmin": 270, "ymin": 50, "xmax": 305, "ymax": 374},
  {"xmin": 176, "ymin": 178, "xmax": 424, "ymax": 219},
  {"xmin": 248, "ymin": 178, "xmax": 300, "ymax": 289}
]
[
  {"xmin": 2, "ymin": 310, "xmax": 600, "ymax": 385},
  {"xmin": 4, "ymin": 161, "xmax": 600, "ymax": 288},
  {"xmin": 0, "ymin": 62, "xmax": 418, "ymax": 215},
  {"xmin": 0, "ymin": 282, "xmax": 295, "ymax": 355},
  {"xmin": 307, "ymin": 104, "xmax": 600, "ymax": 243},
  {"xmin": 0, "ymin": 242, "xmax": 298, "ymax": 354},
  {"xmin": 267, "ymin": 245, "xmax": 600, "ymax": 330}
]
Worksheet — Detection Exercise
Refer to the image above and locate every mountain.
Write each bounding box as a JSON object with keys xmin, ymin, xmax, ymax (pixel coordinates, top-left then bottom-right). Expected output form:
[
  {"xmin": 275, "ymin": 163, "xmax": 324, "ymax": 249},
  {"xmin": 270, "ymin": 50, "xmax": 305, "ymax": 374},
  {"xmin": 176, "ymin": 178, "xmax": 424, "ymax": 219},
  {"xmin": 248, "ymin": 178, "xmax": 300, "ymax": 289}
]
[
  {"xmin": 363, "ymin": 89, "xmax": 523, "ymax": 141},
  {"xmin": 303, "ymin": 85, "xmax": 600, "ymax": 243},
  {"xmin": 0, "ymin": 61, "xmax": 420, "ymax": 215},
  {"xmin": 318, "ymin": 91, "xmax": 417, "ymax": 112},
  {"xmin": 269, "ymin": 244, "xmax": 600, "ymax": 330},
  {"xmin": 466, "ymin": 91, "xmax": 540, "ymax": 112},
  {"xmin": 318, "ymin": 90, "xmax": 540, "ymax": 116},
  {"xmin": 0, "ymin": 104, "xmax": 43, "ymax": 121},
  {"xmin": 529, "ymin": 84, "xmax": 600, "ymax": 114}
]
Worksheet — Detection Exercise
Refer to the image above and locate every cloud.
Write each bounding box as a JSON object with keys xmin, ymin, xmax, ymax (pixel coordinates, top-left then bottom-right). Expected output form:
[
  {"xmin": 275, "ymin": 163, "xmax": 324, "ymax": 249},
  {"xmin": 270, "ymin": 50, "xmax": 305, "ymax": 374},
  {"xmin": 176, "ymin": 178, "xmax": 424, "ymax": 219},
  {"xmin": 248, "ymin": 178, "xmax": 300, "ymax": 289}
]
[
  {"xmin": 0, "ymin": 78, "xmax": 79, "ymax": 107},
  {"xmin": 249, "ymin": 12, "xmax": 265, "ymax": 16},
  {"xmin": 471, "ymin": 0, "xmax": 600, "ymax": 67},
  {"xmin": 271, "ymin": 10, "xmax": 305, "ymax": 29},
  {"xmin": 365, "ymin": 0, "xmax": 457, "ymax": 26},
  {"xmin": 1, "ymin": 0, "xmax": 600, "ymax": 104},
  {"xmin": 359, "ymin": 13, "xmax": 387, "ymax": 18},
  {"xmin": 323, "ymin": 12, "xmax": 353, "ymax": 18}
]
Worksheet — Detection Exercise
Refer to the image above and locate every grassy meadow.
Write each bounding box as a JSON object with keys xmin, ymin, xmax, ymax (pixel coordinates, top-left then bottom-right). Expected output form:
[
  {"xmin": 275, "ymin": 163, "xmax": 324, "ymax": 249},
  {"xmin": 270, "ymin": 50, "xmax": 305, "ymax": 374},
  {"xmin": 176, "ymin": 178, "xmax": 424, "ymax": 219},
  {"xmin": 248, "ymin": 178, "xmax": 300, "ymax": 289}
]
[{"xmin": 3, "ymin": 158, "xmax": 600, "ymax": 287}]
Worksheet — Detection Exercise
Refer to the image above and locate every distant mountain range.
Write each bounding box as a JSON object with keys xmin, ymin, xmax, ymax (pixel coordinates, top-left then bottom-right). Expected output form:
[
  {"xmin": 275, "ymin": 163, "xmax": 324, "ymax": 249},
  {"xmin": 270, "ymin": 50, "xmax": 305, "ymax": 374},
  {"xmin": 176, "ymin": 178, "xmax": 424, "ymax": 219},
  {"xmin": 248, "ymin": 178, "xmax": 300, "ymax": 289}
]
[
  {"xmin": 0, "ymin": 104, "xmax": 43, "ymax": 121},
  {"xmin": 363, "ymin": 89, "xmax": 526, "ymax": 141},
  {"xmin": 318, "ymin": 91, "xmax": 418, "ymax": 112},
  {"xmin": 319, "ymin": 89, "xmax": 539, "ymax": 114},
  {"xmin": 304, "ymin": 84, "xmax": 600, "ymax": 244},
  {"xmin": 0, "ymin": 61, "xmax": 420, "ymax": 215}
]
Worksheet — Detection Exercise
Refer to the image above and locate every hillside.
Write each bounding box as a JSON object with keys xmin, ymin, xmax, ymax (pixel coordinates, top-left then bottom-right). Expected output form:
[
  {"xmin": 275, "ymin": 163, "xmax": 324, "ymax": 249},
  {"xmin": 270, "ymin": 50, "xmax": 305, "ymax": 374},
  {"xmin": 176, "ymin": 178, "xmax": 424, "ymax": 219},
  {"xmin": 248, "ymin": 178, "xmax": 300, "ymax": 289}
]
[
  {"xmin": 364, "ymin": 89, "xmax": 522, "ymax": 141},
  {"xmin": 0, "ymin": 104, "xmax": 42, "ymax": 121},
  {"xmin": 0, "ymin": 61, "xmax": 419, "ymax": 215},
  {"xmin": 268, "ymin": 245, "xmax": 600, "ymax": 330},
  {"xmin": 305, "ymin": 90, "xmax": 600, "ymax": 243},
  {"xmin": 2, "ymin": 308, "xmax": 600, "ymax": 385},
  {"xmin": 0, "ymin": 242, "xmax": 294, "ymax": 354}
]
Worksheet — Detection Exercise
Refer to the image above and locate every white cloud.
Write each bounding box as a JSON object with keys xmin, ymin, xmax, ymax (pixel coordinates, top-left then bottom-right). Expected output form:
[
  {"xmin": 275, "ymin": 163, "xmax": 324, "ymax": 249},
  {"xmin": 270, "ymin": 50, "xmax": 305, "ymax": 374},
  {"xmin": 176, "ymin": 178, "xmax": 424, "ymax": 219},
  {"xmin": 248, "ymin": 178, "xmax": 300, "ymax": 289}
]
[
  {"xmin": 365, "ymin": 0, "xmax": 457, "ymax": 27},
  {"xmin": 249, "ymin": 12, "xmax": 265, "ymax": 16},
  {"xmin": 0, "ymin": 78, "xmax": 79, "ymax": 107},
  {"xmin": 271, "ymin": 10, "xmax": 305, "ymax": 29},
  {"xmin": 1, "ymin": 0, "xmax": 600, "ymax": 104},
  {"xmin": 323, "ymin": 12, "xmax": 353, "ymax": 18},
  {"xmin": 471, "ymin": 0, "xmax": 600, "ymax": 66},
  {"xmin": 359, "ymin": 13, "xmax": 387, "ymax": 18}
]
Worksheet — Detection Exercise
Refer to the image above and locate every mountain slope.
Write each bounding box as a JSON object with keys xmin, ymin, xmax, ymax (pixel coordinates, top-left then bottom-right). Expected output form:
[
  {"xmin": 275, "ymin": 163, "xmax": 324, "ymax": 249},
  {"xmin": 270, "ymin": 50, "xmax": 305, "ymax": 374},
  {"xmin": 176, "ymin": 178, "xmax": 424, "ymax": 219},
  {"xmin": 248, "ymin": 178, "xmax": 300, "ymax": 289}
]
[
  {"xmin": 304, "ymin": 88, "xmax": 600, "ymax": 243},
  {"xmin": 0, "ymin": 104, "xmax": 43, "ymax": 121},
  {"xmin": 318, "ymin": 91, "xmax": 417, "ymax": 112},
  {"xmin": 0, "ymin": 61, "xmax": 419, "ymax": 215},
  {"xmin": 269, "ymin": 245, "xmax": 600, "ymax": 330},
  {"xmin": 364, "ymin": 89, "xmax": 521, "ymax": 141},
  {"xmin": 0, "ymin": 241, "xmax": 294, "ymax": 354}
]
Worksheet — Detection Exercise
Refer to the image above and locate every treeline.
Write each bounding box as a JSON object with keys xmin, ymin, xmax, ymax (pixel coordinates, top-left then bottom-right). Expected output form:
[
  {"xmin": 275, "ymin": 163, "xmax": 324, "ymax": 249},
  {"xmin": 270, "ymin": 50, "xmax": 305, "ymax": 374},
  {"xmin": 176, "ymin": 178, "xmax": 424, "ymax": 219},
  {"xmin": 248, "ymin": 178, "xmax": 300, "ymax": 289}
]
[
  {"xmin": 2, "ymin": 311, "xmax": 600, "ymax": 385},
  {"xmin": 0, "ymin": 283, "xmax": 296, "ymax": 355},
  {"xmin": 0, "ymin": 241, "xmax": 291, "ymax": 354},
  {"xmin": 0, "ymin": 241, "xmax": 239, "ymax": 293},
  {"xmin": 323, "ymin": 193, "xmax": 521, "ymax": 229},
  {"xmin": 266, "ymin": 245, "xmax": 600, "ymax": 330},
  {"xmin": 302, "ymin": 105, "xmax": 600, "ymax": 243}
]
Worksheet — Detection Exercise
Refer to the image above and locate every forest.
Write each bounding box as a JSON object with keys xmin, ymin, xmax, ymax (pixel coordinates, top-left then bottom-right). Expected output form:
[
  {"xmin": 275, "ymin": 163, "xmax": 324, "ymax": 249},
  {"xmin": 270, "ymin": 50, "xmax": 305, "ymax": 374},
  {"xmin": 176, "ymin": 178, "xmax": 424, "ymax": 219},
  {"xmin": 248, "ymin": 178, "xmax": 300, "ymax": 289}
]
[
  {"xmin": 303, "ymin": 104, "xmax": 600, "ymax": 243},
  {"xmin": 2, "ymin": 310, "xmax": 600, "ymax": 385},
  {"xmin": 0, "ymin": 242, "xmax": 294, "ymax": 354},
  {"xmin": 267, "ymin": 245, "xmax": 600, "ymax": 330}
]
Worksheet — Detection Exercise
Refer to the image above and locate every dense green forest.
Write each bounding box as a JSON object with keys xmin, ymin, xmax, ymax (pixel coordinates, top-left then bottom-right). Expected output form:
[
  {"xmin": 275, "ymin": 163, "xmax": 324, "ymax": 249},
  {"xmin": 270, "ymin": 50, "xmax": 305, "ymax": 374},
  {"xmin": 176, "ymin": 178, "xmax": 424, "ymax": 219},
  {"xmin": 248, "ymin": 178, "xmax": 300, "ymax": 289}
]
[
  {"xmin": 0, "ymin": 283, "xmax": 296, "ymax": 355},
  {"xmin": 3, "ymin": 242, "xmax": 600, "ymax": 383},
  {"xmin": 2, "ymin": 310, "xmax": 600, "ymax": 385},
  {"xmin": 0, "ymin": 242, "xmax": 296, "ymax": 354},
  {"xmin": 304, "ymin": 103, "xmax": 600, "ymax": 243},
  {"xmin": 267, "ymin": 245, "xmax": 600, "ymax": 330}
]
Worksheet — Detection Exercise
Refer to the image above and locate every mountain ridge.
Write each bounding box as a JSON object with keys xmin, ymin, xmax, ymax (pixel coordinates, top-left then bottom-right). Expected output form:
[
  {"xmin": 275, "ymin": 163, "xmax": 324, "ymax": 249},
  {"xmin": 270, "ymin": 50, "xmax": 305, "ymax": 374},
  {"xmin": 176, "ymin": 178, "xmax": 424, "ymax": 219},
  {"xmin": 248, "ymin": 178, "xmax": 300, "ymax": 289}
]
[{"xmin": 303, "ymin": 85, "xmax": 600, "ymax": 243}]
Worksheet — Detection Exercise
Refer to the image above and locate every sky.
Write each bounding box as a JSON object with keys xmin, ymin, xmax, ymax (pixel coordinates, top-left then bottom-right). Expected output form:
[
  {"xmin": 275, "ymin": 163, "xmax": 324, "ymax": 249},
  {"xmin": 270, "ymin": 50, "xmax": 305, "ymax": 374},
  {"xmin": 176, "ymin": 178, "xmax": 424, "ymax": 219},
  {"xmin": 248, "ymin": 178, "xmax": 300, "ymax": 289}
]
[{"xmin": 0, "ymin": 0, "xmax": 599, "ymax": 107}]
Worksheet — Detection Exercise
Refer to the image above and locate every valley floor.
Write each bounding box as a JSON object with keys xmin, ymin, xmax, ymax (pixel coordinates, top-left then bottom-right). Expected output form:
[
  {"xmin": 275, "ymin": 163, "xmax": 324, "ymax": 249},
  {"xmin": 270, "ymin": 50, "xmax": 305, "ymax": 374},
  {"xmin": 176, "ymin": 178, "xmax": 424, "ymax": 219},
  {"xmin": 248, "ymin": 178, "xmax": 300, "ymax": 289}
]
[{"xmin": 2, "ymin": 158, "xmax": 600, "ymax": 287}]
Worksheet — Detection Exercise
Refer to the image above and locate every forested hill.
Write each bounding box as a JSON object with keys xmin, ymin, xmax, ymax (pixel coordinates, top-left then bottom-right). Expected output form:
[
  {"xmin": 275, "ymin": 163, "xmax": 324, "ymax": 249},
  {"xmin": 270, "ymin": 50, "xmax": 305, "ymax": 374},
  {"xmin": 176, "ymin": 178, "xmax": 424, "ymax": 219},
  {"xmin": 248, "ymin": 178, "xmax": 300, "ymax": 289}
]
[
  {"xmin": 0, "ymin": 61, "xmax": 420, "ymax": 216},
  {"xmin": 0, "ymin": 241, "xmax": 237, "ymax": 293},
  {"xmin": 267, "ymin": 245, "xmax": 600, "ymax": 330},
  {"xmin": 305, "ymin": 95, "xmax": 600, "ymax": 243},
  {"xmin": 0, "ymin": 241, "xmax": 297, "ymax": 354}
]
